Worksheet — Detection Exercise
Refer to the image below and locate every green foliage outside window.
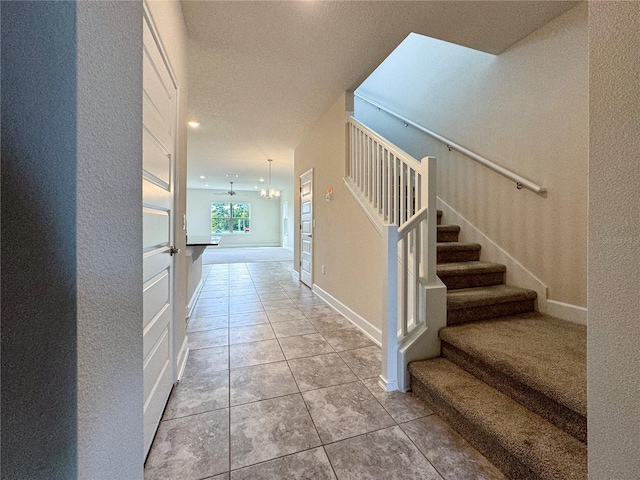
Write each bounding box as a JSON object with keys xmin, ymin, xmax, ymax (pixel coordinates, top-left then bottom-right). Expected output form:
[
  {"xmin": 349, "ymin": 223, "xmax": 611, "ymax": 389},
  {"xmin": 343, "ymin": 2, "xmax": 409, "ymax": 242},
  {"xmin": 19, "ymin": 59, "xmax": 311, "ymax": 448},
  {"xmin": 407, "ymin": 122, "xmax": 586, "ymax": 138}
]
[{"xmin": 211, "ymin": 202, "xmax": 251, "ymax": 233}]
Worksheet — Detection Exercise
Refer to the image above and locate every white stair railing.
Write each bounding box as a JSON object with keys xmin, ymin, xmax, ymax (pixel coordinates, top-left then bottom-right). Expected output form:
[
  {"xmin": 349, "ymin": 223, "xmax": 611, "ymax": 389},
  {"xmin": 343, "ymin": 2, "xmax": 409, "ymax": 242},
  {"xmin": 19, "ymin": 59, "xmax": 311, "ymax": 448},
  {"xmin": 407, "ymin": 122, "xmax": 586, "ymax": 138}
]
[{"xmin": 345, "ymin": 117, "xmax": 446, "ymax": 392}]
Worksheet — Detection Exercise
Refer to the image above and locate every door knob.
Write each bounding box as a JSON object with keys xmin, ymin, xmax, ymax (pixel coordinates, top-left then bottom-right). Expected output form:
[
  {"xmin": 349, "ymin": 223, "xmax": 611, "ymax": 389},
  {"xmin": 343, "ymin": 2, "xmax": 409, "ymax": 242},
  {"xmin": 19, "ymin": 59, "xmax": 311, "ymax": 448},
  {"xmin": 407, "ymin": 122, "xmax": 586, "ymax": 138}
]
[{"xmin": 169, "ymin": 246, "xmax": 180, "ymax": 256}]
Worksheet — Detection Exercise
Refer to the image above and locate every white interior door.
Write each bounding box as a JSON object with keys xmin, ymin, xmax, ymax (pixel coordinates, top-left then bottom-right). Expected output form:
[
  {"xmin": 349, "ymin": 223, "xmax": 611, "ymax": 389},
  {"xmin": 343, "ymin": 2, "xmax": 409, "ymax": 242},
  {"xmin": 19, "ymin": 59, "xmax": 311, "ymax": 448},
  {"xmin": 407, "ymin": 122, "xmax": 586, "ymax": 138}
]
[
  {"xmin": 142, "ymin": 16, "xmax": 177, "ymax": 457},
  {"xmin": 300, "ymin": 170, "xmax": 313, "ymax": 287}
]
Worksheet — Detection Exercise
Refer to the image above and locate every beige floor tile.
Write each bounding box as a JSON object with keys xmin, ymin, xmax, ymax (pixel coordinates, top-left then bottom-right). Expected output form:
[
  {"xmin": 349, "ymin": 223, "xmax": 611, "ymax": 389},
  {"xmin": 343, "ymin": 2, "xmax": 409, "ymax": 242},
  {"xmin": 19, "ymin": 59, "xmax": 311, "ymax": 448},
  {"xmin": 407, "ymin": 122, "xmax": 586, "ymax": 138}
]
[
  {"xmin": 230, "ymin": 447, "xmax": 335, "ymax": 480},
  {"xmin": 230, "ymin": 361, "xmax": 299, "ymax": 406},
  {"xmin": 229, "ymin": 339, "xmax": 285, "ymax": 368},
  {"xmin": 324, "ymin": 426, "xmax": 443, "ymax": 480},
  {"xmin": 302, "ymin": 381, "xmax": 395, "ymax": 443},
  {"xmin": 401, "ymin": 415, "xmax": 507, "ymax": 480},
  {"xmin": 230, "ymin": 394, "xmax": 320, "ymax": 469},
  {"xmin": 278, "ymin": 333, "xmax": 335, "ymax": 360},
  {"xmin": 288, "ymin": 353, "xmax": 358, "ymax": 391}
]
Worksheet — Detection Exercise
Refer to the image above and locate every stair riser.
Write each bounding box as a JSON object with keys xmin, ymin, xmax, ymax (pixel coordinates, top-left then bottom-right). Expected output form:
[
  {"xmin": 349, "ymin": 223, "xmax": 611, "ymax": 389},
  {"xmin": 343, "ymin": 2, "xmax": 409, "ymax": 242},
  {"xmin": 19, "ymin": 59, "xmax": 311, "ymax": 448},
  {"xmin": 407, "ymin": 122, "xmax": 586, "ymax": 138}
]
[
  {"xmin": 437, "ymin": 249, "xmax": 480, "ymax": 263},
  {"xmin": 437, "ymin": 230, "xmax": 459, "ymax": 242},
  {"xmin": 410, "ymin": 376, "xmax": 540, "ymax": 480},
  {"xmin": 447, "ymin": 299, "xmax": 535, "ymax": 326},
  {"xmin": 441, "ymin": 343, "xmax": 587, "ymax": 443},
  {"xmin": 439, "ymin": 272, "xmax": 505, "ymax": 290}
]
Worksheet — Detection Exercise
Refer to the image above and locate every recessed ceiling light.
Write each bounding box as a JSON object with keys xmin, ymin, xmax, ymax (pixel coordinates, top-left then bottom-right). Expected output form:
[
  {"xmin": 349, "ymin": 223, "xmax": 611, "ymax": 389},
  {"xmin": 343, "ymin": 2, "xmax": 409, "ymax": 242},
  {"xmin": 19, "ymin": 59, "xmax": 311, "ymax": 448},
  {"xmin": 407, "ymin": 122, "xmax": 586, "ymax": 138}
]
[
  {"xmin": 204, "ymin": 184, "xmax": 209, "ymax": 187},
  {"xmin": 188, "ymin": 121, "xmax": 200, "ymax": 127},
  {"xmin": 199, "ymin": 175, "xmax": 206, "ymax": 179},
  {"xmin": 259, "ymin": 178, "xmax": 265, "ymax": 182},
  {"xmin": 253, "ymin": 186, "xmax": 258, "ymax": 189}
]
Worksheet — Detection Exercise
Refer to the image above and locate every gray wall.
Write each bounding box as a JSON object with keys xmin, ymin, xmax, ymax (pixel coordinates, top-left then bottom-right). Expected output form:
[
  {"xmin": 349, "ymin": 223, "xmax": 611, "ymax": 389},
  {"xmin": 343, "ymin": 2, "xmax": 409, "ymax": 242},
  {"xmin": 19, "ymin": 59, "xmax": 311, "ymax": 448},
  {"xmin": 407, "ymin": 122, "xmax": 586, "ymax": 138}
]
[
  {"xmin": 588, "ymin": 2, "xmax": 640, "ymax": 478},
  {"xmin": 1, "ymin": 2, "xmax": 144, "ymax": 479},
  {"xmin": 1, "ymin": 3, "xmax": 78, "ymax": 477}
]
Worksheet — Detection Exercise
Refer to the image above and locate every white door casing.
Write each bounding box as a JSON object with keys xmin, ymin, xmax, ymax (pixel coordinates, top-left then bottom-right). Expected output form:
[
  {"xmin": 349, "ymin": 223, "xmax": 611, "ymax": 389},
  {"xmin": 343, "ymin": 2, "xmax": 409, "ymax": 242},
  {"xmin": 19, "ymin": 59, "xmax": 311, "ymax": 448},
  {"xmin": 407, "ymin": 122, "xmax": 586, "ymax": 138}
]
[
  {"xmin": 142, "ymin": 13, "xmax": 177, "ymax": 457},
  {"xmin": 282, "ymin": 201, "xmax": 289, "ymax": 249},
  {"xmin": 300, "ymin": 169, "xmax": 313, "ymax": 287}
]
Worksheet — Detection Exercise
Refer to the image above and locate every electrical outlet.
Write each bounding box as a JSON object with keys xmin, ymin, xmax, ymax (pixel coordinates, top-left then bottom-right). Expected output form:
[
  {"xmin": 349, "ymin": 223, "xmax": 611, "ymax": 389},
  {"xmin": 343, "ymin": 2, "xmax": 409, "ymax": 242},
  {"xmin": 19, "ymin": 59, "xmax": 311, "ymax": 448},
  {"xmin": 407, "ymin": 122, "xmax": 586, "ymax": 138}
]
[{"xmin": 322, "ymin": 265, "xmax": 326, "ymax": 274}]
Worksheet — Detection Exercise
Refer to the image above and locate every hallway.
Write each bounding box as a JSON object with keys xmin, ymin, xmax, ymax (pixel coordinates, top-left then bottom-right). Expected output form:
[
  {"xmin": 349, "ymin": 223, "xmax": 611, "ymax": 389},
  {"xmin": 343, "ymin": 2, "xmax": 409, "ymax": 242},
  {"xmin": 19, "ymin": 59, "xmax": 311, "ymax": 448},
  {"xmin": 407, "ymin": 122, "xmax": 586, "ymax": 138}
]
[{"xmin": 144, "ymin": 261, "xmax": 505, "ymax": 479}]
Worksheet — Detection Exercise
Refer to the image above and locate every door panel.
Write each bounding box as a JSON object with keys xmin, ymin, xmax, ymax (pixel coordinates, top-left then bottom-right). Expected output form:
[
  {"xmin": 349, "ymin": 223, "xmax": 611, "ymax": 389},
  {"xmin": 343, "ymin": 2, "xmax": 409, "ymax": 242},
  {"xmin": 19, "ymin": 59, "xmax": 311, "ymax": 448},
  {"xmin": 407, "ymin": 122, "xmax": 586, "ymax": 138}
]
[
  {"xmin": 300, "ymin": 170, "xmax": 313, "ymax": 287},
  {"xmin": 143, "ymin": 16, "xmax": 176, "ymax": 457},
  {"xmin": 142, "ymin": 208, "xmax": 170, "ymax": 250},
  {"xmin": 143, "ymin": 130, "xmax": 171, "ymax": 187}
]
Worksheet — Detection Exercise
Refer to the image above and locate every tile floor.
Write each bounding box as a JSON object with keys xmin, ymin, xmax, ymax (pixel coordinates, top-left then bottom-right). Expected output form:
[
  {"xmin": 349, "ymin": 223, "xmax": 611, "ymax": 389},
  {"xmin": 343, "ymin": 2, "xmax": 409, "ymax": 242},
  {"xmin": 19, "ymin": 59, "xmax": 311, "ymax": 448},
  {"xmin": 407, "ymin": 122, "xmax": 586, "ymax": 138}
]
[{"xmin": 144, "ymin": 261, "xmax": 506, "ymax": 480}]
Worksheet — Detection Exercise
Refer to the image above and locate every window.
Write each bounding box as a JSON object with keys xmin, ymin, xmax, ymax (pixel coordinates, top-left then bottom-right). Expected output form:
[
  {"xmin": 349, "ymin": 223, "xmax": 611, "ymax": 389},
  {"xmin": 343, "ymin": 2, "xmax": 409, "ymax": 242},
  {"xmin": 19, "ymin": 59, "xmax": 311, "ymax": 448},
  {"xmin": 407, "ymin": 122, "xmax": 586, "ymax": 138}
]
[{"xmin": 211, "ymin": 202, "xmax": 251, "ymax": 234}]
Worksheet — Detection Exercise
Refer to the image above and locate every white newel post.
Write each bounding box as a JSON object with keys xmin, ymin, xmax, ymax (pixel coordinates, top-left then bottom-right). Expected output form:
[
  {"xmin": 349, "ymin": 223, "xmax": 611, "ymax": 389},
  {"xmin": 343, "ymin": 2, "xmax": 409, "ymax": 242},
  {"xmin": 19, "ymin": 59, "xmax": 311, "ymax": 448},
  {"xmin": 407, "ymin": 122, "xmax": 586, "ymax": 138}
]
[
  {"xmin": 420, "ymin": 157, "xmax": 438, "ymax": 285},
  {"xmin": 379, "ymin": 225, "xmax": 399, "ymax": 392},
  {"xmin": 421, "ymin": 156, "xmax": 447, "ymax": 359}
]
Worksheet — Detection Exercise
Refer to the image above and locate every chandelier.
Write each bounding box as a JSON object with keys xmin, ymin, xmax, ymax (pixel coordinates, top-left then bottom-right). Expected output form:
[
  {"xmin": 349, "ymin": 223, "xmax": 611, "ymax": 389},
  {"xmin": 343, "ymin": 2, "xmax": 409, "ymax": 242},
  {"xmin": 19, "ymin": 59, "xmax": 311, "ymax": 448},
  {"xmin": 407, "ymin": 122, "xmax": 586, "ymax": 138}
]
[{"xmin": 260, "ymin": 159, "xmax": 280, "ymax": 199}]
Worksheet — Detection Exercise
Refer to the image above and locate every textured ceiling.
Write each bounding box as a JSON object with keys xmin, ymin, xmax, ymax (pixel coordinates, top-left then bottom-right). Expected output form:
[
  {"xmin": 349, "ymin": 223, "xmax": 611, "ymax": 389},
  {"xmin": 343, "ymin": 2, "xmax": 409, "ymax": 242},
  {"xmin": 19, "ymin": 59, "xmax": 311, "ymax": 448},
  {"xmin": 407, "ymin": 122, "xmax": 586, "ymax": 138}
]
[{"xmin": 182, "ymin": 0, "xmax": 578, "ymax": 192}]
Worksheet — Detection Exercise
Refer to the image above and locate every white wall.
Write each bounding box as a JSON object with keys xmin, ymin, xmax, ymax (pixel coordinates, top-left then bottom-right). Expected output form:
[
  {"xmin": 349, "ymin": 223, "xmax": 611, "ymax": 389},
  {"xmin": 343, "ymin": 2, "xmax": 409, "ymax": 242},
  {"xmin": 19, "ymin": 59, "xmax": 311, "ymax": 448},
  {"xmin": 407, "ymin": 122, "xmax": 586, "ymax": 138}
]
[
  {"xmin": 76, "ymin": 2, "xmax": 144, "ymax": 478},
  {"xmin": 187, "ymin": 189, "xmax": 282, "ymax": 247},
  {"xmin": 295, "ymin": 92, "xmax": 385, "ymax": 332},
  {"xmin": 588, "ymin": 2, "xmax": 640, "ymax": 478},
  {"xmin": 355, "ymin": 4, "xmax": 588, "ymax": 309},
  {"xmin": 280, "ymin": 186, "xmax": 295, "ymax": 250}
]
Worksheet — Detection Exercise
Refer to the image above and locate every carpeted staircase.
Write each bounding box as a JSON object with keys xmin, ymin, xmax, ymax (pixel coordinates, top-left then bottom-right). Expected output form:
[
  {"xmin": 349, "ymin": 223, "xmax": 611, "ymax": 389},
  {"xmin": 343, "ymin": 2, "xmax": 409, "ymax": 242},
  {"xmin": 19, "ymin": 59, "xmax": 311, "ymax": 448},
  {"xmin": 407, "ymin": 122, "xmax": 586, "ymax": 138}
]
[{"xmin": 409, "ymin": 212, "xmax": 587, "ymax": 480}]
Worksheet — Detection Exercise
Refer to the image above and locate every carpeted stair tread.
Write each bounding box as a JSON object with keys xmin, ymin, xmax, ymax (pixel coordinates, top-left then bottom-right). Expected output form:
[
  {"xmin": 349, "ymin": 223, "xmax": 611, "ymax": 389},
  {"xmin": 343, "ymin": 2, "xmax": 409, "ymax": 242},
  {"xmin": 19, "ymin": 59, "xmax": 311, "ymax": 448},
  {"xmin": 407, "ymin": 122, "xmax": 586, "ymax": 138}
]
[
  {"xmin": 439, "ymin": 312, "xmax": 586, "ymax": 418},
  {"xmin": 409, "ymin": 358, "xmax": 587, "ymax": 480},
  {"xmin": 447, "ymin": 285, "xmax": 536, "ymax": 310}
]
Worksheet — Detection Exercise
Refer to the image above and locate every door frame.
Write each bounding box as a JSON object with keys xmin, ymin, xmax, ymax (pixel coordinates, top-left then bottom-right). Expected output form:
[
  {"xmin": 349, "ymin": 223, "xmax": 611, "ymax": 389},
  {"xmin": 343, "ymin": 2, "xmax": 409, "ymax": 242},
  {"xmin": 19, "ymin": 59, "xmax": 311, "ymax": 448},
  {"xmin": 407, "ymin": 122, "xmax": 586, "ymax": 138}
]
[
  {"xmin": 299, "ymin": 168, "xmax": 314, "ymax": 287},
  {"xmin": 142, "ymin": 2, "xmax": 181, "ymax": 457},
  {"xmin": 143, "ymin": 0, "xmax": 184, "ymax": 384}
]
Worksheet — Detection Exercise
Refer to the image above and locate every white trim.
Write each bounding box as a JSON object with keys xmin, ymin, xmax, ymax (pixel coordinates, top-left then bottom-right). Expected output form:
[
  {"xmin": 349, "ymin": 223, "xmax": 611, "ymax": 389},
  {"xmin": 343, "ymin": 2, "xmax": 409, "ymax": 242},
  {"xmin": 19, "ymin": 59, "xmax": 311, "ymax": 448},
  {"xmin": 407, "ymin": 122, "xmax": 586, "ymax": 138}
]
[
  {"xmin": 176, "ymin": 337, "xmax": 189, "ymax": 382},
  {"xmin": 378, "ymin": 375, "xmax": 399, "ymax": 392},
  {"xmin": 312, "ymin": 284, "xmax": 382, "ymax": 346},
  {"xmin": 186, "ymin": 277, "xmax": 204, "ymax": 322},
  {"xmin": 547, "ymin": 300, "xmax": 587, "ymax": 325},
  {"xmin": 437, "ymin": 197, "xmax": 549, "ymax": 312},
  {"xmin": 292, "ymin": 269, "xmax": 300, "ymax": 281}
]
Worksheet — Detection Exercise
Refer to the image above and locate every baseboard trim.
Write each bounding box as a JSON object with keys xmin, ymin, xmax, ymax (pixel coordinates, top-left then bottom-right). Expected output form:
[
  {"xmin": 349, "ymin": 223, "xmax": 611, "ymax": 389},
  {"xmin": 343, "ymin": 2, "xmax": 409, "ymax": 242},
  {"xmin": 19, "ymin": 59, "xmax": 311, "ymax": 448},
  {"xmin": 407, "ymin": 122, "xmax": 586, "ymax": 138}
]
[
  {"xmin": 378, "ymin": 375, "xmax": 399, "ymax": 392},
  {"xmin": 186, "ymin": 277, "xmax": 204, "ymax": 322},
  {"xmin": 546, "ymin": 300, "xmax": 587, "ymax": 325},
  {"xmin": 176, "ymin": 336, "xmax": 189, "ymax": 382},
  {"xmin": 292, "ymin": 269, "xmax": 300, "ymax": 281},
  {"xmin": 312, "ymin": 284, "xmax": 382, "ymax": 346},
  {"xmin": 437, "ymin": 197, "xmax": 549, "ymax": 313}
]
